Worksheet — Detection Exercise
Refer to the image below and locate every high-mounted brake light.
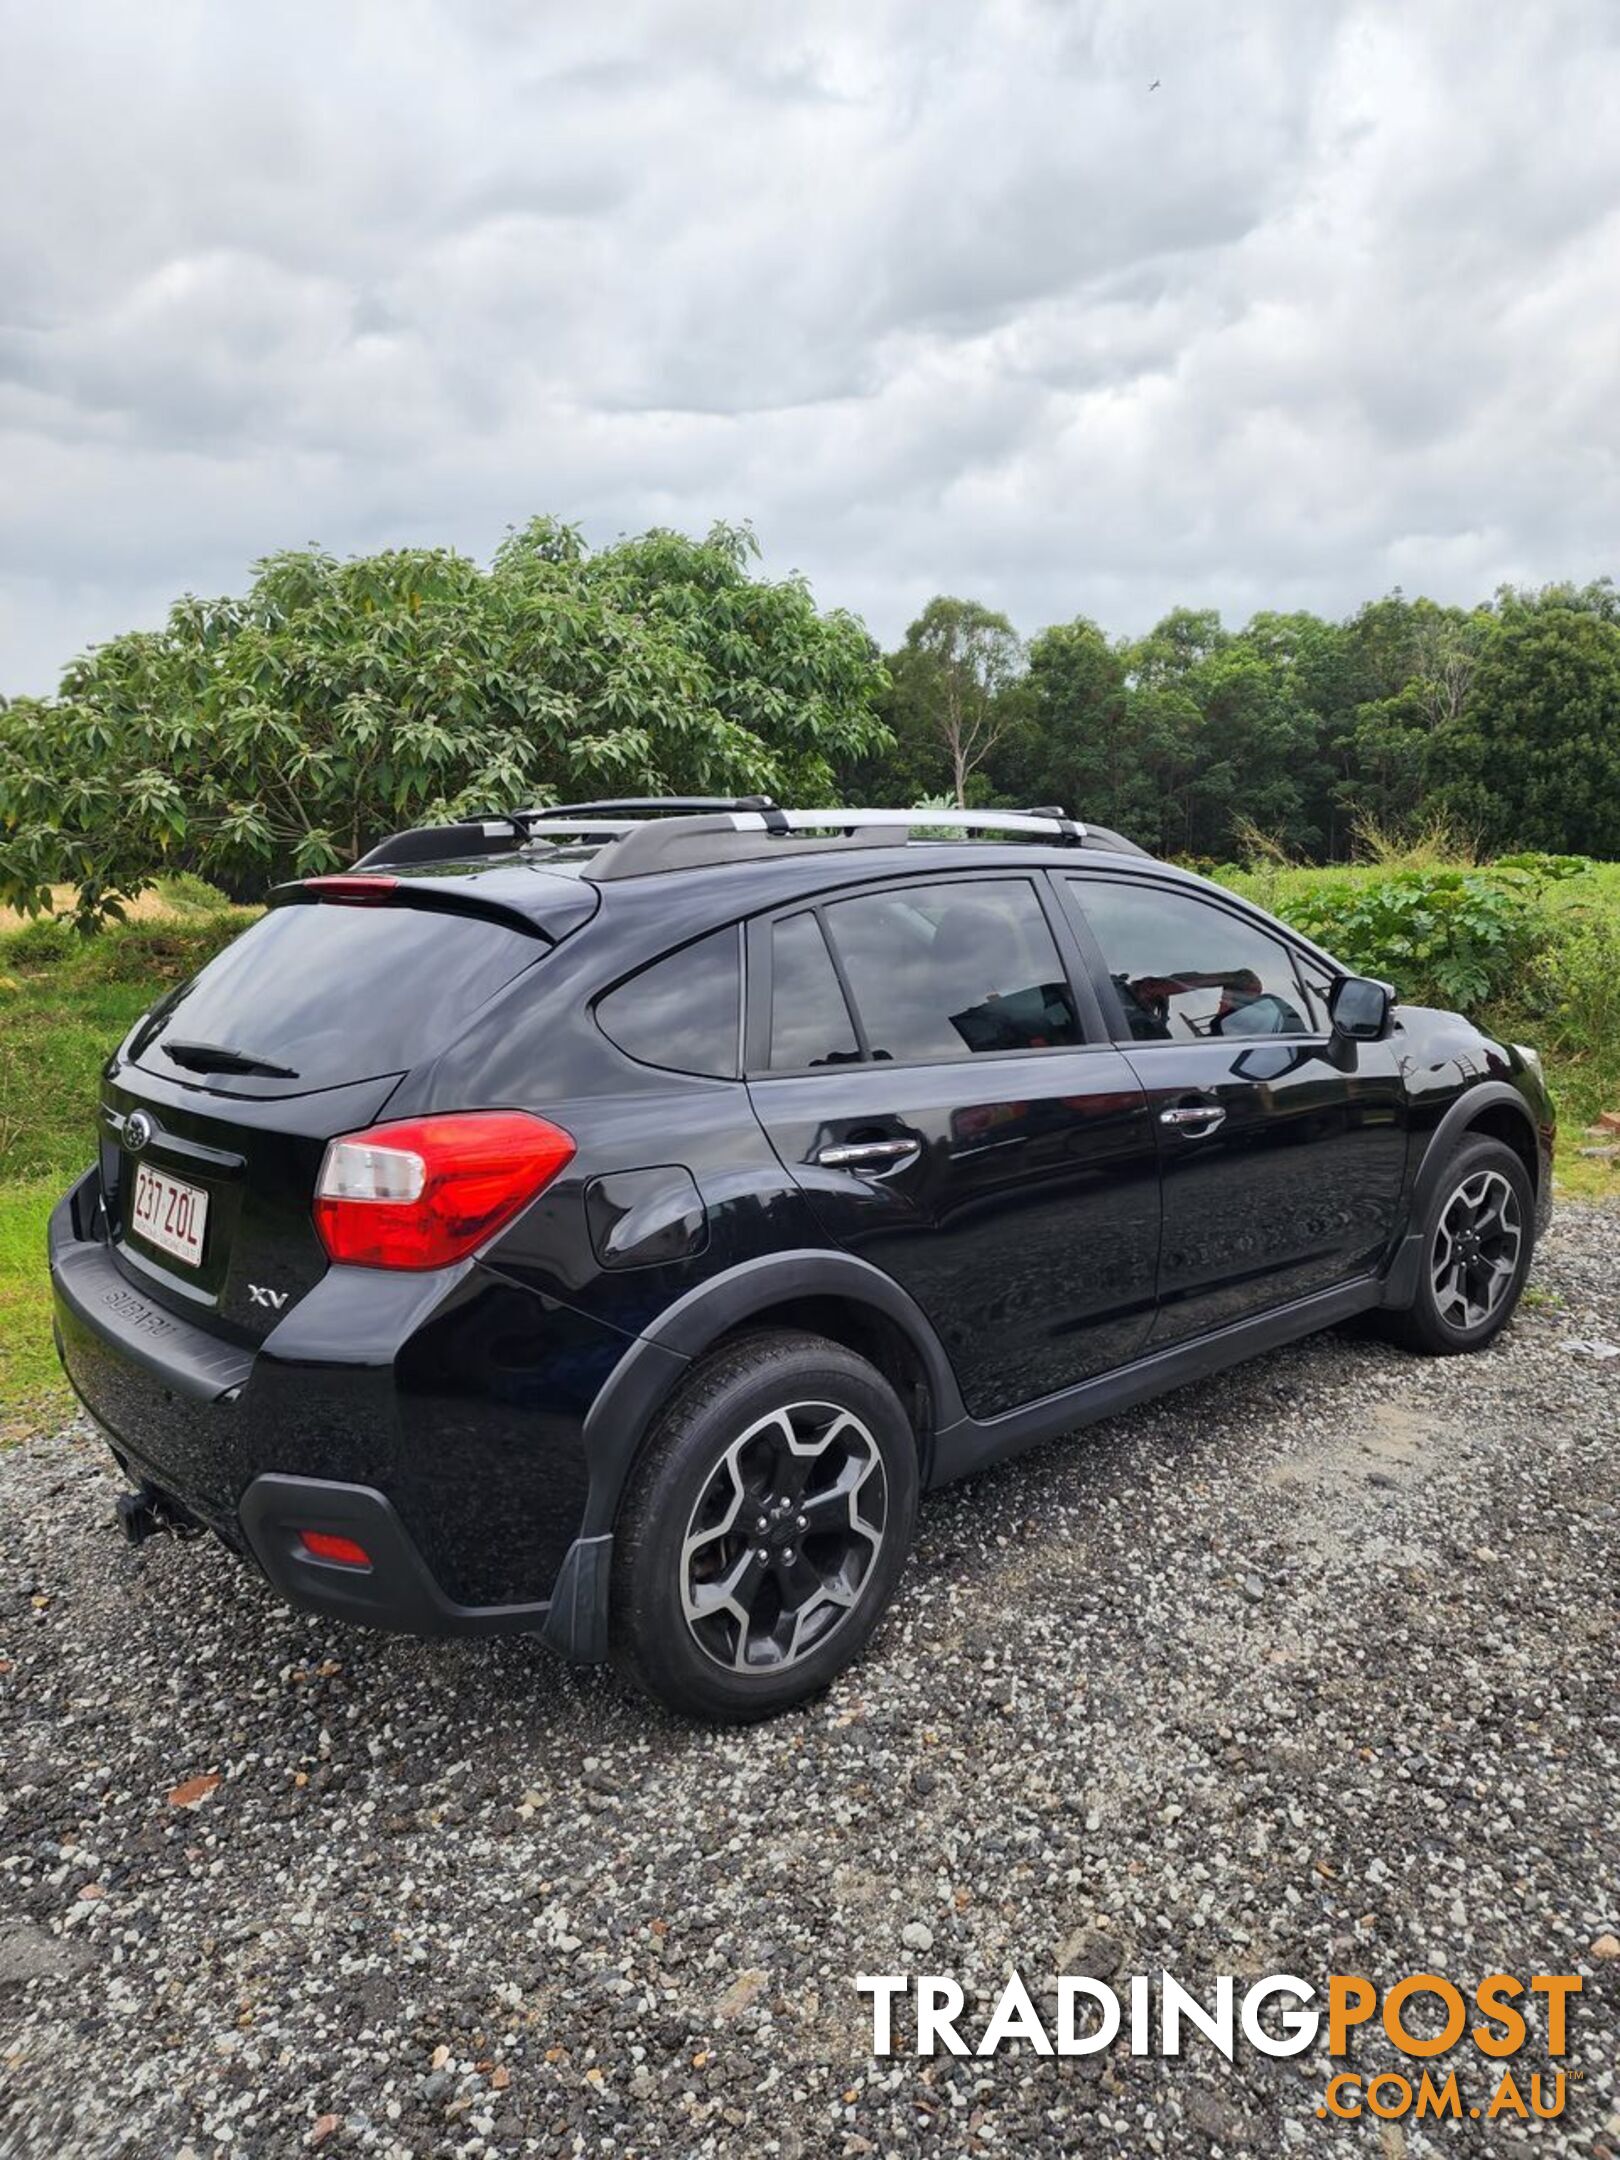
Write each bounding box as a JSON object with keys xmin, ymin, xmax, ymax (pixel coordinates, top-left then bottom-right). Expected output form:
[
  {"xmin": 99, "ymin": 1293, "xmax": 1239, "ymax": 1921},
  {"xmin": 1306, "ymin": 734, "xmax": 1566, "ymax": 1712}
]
[
  {"xmin": 314, "ymin": 1110, "xmax": 575, "ymax": 1270},
  {"xmin": 302, "ymin": 874, "xmax": 399, "ymax": 903}
]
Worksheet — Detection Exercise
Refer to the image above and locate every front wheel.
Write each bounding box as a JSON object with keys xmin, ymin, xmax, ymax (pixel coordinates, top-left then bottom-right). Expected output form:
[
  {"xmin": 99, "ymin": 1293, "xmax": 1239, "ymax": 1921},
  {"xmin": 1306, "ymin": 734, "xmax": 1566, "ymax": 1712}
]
[
  {"xmin": 1385, "ymin": 1135, "xmax": 1535, "ymax": 1356},
  {"xmin": 611, "ymin": 1330, "xmax": 920, "ymax": 1721}
]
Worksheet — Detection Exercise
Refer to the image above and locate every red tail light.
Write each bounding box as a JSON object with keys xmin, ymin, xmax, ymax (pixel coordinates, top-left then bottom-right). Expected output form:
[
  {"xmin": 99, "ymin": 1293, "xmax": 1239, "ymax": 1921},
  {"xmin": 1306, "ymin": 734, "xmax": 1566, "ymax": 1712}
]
[{"xmin": 314, "ymin": 1110, "xmax": 575, "ymax": 1270}]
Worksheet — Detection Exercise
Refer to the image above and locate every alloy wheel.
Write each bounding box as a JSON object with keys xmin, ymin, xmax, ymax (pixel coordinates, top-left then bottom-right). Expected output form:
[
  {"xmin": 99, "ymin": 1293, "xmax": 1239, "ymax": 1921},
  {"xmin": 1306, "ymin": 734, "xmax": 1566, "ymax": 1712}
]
[
  {"xmin": 1431, "ymin": 1168, "xmax": 1522, "ymax": 1330},
  {"xmin": 679, "ymin": 1401, "xmax": 888, "ymax": 1672}
]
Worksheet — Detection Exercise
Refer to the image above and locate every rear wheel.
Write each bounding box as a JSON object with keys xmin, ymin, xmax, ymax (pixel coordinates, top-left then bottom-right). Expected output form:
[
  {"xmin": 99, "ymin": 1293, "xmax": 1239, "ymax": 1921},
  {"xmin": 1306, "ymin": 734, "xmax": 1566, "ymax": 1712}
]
[
  {"xmin": 1385, "ymin": 1136, "xmax": 1534, "ymax": 1355},
  {"xmin": 611, "ymin": 1330, "xmax": 919, "ymax": 1721}
]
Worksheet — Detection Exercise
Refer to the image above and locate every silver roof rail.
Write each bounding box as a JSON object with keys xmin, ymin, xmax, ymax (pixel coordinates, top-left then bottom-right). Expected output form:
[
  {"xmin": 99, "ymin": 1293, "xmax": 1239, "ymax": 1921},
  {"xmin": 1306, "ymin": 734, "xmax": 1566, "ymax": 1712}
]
[
  {"xmin": 728, "ymin": 806, "xmax": 1086, "ymax": 840},
  {"xmin": 358, "ymin": 799, "xmax": 1120, "ymax": 878},
  {"xmin": 511, "ymin": 795, "xmax": 781, "ymax": 824},
  {"xmin": 575, "ymin": 803, "xmax": 1089, "ymax": 879}
]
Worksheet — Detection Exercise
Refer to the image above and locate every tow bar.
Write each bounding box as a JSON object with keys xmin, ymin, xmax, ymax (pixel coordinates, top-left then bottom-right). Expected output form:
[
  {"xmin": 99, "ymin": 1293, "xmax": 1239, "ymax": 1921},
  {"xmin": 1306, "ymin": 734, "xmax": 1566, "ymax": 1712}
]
[{"xmin": 114, "ymin": 1483, "xmax": 199, "ymax": 1545}]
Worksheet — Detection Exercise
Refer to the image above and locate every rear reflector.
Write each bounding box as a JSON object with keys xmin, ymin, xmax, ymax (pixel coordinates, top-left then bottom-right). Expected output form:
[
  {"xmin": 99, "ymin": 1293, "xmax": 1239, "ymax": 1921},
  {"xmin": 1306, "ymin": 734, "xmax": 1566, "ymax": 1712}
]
[
  {"xmin": 299, "ymin": 1530, "xmax": 372, "ymax": 1568},
  {"xmin": 314, "ymin": 1109, "xmax": 575, "ymax": 1270}
]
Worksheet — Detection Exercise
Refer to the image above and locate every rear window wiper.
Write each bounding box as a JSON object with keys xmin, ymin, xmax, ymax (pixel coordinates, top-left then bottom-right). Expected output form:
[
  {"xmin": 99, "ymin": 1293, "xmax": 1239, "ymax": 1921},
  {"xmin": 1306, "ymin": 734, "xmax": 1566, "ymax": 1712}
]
[{"xmin": 160, "ymin": 1039, "xmax": 301, "ymax": 1079}]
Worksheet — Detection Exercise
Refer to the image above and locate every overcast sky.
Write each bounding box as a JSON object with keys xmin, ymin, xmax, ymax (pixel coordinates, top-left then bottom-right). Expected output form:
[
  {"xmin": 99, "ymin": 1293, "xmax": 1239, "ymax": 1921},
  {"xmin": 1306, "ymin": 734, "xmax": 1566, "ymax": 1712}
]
[{"xmin": 3, "ymin": 0, "xmax": 1619, "ymax": 694}]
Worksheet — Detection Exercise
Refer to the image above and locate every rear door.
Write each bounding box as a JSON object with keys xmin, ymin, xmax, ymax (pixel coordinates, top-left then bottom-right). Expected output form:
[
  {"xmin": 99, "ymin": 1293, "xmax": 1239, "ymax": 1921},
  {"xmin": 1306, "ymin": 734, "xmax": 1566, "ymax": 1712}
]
[
  {"xmin": 105, "ymin": 893, "xmax": 551, "ymax": 1339},
  {"xmin": 1058, "ymin": 871, "xmax": 1408, "ymax": 1344},
  {"xmin": 744, "ymin": 872, "xmax": 1161, "ymax": 1420}
]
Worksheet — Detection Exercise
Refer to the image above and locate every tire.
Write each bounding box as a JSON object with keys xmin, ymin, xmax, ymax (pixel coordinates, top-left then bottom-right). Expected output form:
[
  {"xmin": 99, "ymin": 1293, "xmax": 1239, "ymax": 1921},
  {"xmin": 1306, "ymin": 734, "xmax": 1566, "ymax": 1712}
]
[
  {"xmin": 1384, "ymin": 1135, "xmax": 1536, "ymax": 1356},
  {"xmin": 610, "ymin": 1329, "xmax": 919, "ymax": 1721}
]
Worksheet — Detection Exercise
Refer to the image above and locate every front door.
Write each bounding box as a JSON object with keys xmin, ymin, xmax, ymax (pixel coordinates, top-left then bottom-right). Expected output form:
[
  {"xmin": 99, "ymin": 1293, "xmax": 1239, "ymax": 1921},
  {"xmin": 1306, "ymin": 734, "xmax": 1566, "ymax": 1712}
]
[
  {"xmin": 1058, "ymin": 871, "xmax": 1408, "ymax": 1345},
  {"xmin": 745, "ymin": 874, "xmax": 1162, "ymax": 1419}
]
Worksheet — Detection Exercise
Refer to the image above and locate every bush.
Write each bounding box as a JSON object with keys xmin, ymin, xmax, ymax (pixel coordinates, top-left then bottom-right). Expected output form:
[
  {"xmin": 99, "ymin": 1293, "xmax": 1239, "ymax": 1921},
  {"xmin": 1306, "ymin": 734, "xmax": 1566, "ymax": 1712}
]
[
  {"xmin": 92, "ymin": 919, "xmax": 251, "ymax": 984},
  {"xmin": 1531, "ymin": 910, "xmax": 1620, "ymax": 1062},
  {"xmin": 0, "ymin": 917, "xmax": 75, "ymax": 968},
  {"xmin": 1490, "ymin": 850, "xmax": 1593, "ymax": 882},
  {"xmin": 153, "ymin": 872, "xmax": 235, "ymax": 917},
  {"xmin": 1270, "ymin": 866, "xmax": 1555, "ymax": 1012}
]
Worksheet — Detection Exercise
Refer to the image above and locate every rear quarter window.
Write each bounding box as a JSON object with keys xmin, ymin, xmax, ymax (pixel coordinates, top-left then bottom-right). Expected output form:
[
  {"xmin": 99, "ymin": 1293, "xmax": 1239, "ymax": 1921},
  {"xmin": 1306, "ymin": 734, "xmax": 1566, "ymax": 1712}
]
[{"xmin": 595, "ymin": 928, "xmax": 741, "ymax": 1079}]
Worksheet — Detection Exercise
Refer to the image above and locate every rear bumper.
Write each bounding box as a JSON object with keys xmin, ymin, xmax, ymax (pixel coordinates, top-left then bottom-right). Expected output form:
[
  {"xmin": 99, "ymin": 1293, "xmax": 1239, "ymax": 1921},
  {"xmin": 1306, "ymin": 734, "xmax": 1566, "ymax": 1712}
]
[
  {"xmin": 238, "ymin": 1475, "xmax": 611, "ymax": 1655},
  {"xmin": 49, "ymin": 1169, "xmax": 619, "ymax": 1658}
]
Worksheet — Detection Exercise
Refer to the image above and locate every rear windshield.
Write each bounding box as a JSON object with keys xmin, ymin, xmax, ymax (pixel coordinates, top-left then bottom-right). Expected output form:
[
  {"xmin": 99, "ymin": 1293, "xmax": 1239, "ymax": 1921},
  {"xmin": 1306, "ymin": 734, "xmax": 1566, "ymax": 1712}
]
[{"xmin": 131, "ymin": 901, "xmax": 542, "ymax": 1092}]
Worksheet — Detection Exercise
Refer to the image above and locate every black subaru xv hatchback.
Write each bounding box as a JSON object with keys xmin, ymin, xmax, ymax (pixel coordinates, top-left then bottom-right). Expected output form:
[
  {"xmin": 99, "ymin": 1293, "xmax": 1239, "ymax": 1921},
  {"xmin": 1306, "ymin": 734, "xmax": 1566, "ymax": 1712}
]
[{"xmin": 50, "ymin": 800, "xmax": 1555, "ymax": 1719}]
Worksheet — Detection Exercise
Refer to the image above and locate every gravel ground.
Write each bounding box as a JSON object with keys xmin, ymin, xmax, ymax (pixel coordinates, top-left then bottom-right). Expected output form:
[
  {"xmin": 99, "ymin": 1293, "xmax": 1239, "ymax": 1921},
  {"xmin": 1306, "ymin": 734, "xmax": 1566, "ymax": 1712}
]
[{"xmin": 1, "ymin": 1205, "xmax": 1617, "ymax": 2160}]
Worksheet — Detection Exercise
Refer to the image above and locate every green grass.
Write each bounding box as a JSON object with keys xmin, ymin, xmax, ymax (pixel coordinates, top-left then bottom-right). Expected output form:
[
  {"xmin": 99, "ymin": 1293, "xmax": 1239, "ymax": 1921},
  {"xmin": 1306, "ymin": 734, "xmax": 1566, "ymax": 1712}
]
[
  {"xmin": 0, "ymin": 910, "xmax": 255, "ymax": 1430},
  {"xmin": 0, "ymin": 1178, "xmax": 68, "ymax": 1426},
  {"xmin": 1527, "ymin": 859, "xmax": 1620, "ymax": 1194}
]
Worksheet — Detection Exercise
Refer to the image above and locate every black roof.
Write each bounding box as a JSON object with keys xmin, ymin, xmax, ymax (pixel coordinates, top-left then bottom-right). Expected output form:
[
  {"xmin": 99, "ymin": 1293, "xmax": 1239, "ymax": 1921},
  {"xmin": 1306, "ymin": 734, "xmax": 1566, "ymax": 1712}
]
[
  {"xmin": 324, "ymin": 798, "xmax": 1165, "ymax": 929},
  {"xmin": 275, "ymin": 800, "xmax": 1347, "ymax": 979}
]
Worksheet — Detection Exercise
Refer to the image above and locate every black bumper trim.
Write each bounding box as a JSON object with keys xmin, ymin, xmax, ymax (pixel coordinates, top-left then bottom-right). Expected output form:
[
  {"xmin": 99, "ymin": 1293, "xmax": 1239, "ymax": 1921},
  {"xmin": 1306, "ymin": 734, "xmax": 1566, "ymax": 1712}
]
[{"xmin": 238, "ymin": 1473, "xmax": 611, "ymax": 1657}]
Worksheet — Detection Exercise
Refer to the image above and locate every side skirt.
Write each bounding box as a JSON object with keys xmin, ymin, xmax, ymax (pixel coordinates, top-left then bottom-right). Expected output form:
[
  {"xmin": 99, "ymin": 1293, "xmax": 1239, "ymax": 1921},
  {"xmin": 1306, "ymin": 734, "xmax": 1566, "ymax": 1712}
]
[{"xmin": 928, "ymin": 1276, "xmax": 1383, "ymax": 1487}]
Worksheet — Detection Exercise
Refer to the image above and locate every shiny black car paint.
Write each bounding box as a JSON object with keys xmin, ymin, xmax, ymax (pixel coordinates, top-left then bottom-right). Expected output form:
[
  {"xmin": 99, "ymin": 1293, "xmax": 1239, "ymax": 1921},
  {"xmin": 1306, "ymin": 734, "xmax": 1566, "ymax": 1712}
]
[{"xmin": 49, "ymin": 839, "xmax": 1556, "ymax": 1658}]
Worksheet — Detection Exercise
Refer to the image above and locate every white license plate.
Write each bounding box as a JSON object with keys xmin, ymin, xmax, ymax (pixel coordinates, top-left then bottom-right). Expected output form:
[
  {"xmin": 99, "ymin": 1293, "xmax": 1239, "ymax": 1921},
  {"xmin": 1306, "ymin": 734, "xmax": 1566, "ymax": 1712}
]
[{"xmin": 130, "ymin": 1162, "xmax": 209, "ymax": 1268}]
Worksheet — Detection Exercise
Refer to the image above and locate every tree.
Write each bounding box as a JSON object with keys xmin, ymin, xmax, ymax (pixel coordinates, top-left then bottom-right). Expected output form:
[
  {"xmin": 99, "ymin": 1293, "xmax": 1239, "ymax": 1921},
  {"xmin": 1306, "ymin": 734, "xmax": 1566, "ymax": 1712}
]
[
  {"xmin": 893, "ymin": 597, "xmax": 1024, "ymax": 806},
  {"xmin": 0, "ymin": 520, "xmax": 890, "ymax": 923},
  {"xmin": 11, "ymin": 546, "xmax": 1620, "ymax": 917},
  {"xmin": 1341, "ymin": 599, "xmax": 1488, "ymax": 839},
  {"xmin": 1495, "ymin": 575, "xmax": 1620, "ymax": 625},
  {"xmin": 995, "ymin": 616, "xmax": 1136, "ymax": 825},
  {"xmin": 1184, "ymin": 640, "xmax": 1325, "ymax": 860},
  {"xmin": 1000, "ymin": 608, "xmax": 1331, "ymax": 860},
  {"xmin": 1433, "ymin": 605, "xmax": 1620, "ymax": 856},
  {"xmin": 1241, "ymin": 610, "xmax": 1353, "ymax": 854}
]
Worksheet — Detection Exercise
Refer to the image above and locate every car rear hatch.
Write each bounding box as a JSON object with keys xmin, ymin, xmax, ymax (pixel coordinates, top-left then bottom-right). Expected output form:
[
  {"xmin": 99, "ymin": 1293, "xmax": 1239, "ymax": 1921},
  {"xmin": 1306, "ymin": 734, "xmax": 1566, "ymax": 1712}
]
[{"xmin": 97, "ymin": 862, "xmax": 596, "ymax": 1343}]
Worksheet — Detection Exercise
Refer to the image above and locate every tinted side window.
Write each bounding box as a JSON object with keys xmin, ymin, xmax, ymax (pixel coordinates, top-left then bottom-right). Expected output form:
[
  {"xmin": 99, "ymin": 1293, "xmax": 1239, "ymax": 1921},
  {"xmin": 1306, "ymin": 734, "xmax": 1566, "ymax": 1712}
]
[
  {"xmin": 1071, "ymin": 879, "xmax": 1313, "ymax": 1043},
  {"xmin": 769, "ymin": 913, "xmax": 859, "ymax": 1069},
  {"xmin": 596, "ymin": 928, "xmax": 740, "ymax": 1078},
  {"xmin": 823, "ymin": 880, "xmax": 1082, "ymax": 1063}
]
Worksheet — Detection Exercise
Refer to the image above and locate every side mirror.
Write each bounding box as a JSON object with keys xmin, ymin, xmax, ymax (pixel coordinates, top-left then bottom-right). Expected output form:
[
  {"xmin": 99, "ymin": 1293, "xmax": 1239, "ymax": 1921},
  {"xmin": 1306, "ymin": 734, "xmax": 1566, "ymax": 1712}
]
[{"xmin": 1329, "ymin": 974, "xmax": 1393, "ymax": 1041}]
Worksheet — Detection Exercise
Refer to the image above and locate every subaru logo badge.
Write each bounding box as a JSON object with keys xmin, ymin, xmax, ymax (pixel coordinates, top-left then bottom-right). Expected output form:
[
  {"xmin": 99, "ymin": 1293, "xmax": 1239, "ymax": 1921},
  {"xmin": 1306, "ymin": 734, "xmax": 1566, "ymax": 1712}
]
[{"xmin": 124, "ymin": 1110, "xmax": 153, "ymax": 1153}]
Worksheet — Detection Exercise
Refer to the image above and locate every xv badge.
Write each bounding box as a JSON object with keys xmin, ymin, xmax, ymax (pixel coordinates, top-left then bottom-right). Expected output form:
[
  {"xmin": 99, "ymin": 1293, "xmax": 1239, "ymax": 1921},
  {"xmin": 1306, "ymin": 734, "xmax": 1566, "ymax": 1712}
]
[{"xmin": 248, "ymin": 1284, "xmax": 289, "ymax": 1311}]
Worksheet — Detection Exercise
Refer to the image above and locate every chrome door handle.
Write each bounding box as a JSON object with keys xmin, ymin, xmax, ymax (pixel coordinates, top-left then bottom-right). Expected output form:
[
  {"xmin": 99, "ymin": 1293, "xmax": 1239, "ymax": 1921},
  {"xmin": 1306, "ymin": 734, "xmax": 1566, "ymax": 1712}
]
[
  {"xmin": 816, "ymin": 1137, "xmax": 922, "ymax": 1172},
  {"xmin": 1159, "ymin": 1103, "xmax": 1226, "ymax": 1135}
]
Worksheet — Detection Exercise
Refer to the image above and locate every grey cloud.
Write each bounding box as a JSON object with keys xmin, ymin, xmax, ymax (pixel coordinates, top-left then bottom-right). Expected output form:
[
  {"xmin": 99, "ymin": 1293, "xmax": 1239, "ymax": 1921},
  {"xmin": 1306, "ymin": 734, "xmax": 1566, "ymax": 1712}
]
[{"xmin": 3, "ymin": 0, "xmax": 1620, "ymax": 693}]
